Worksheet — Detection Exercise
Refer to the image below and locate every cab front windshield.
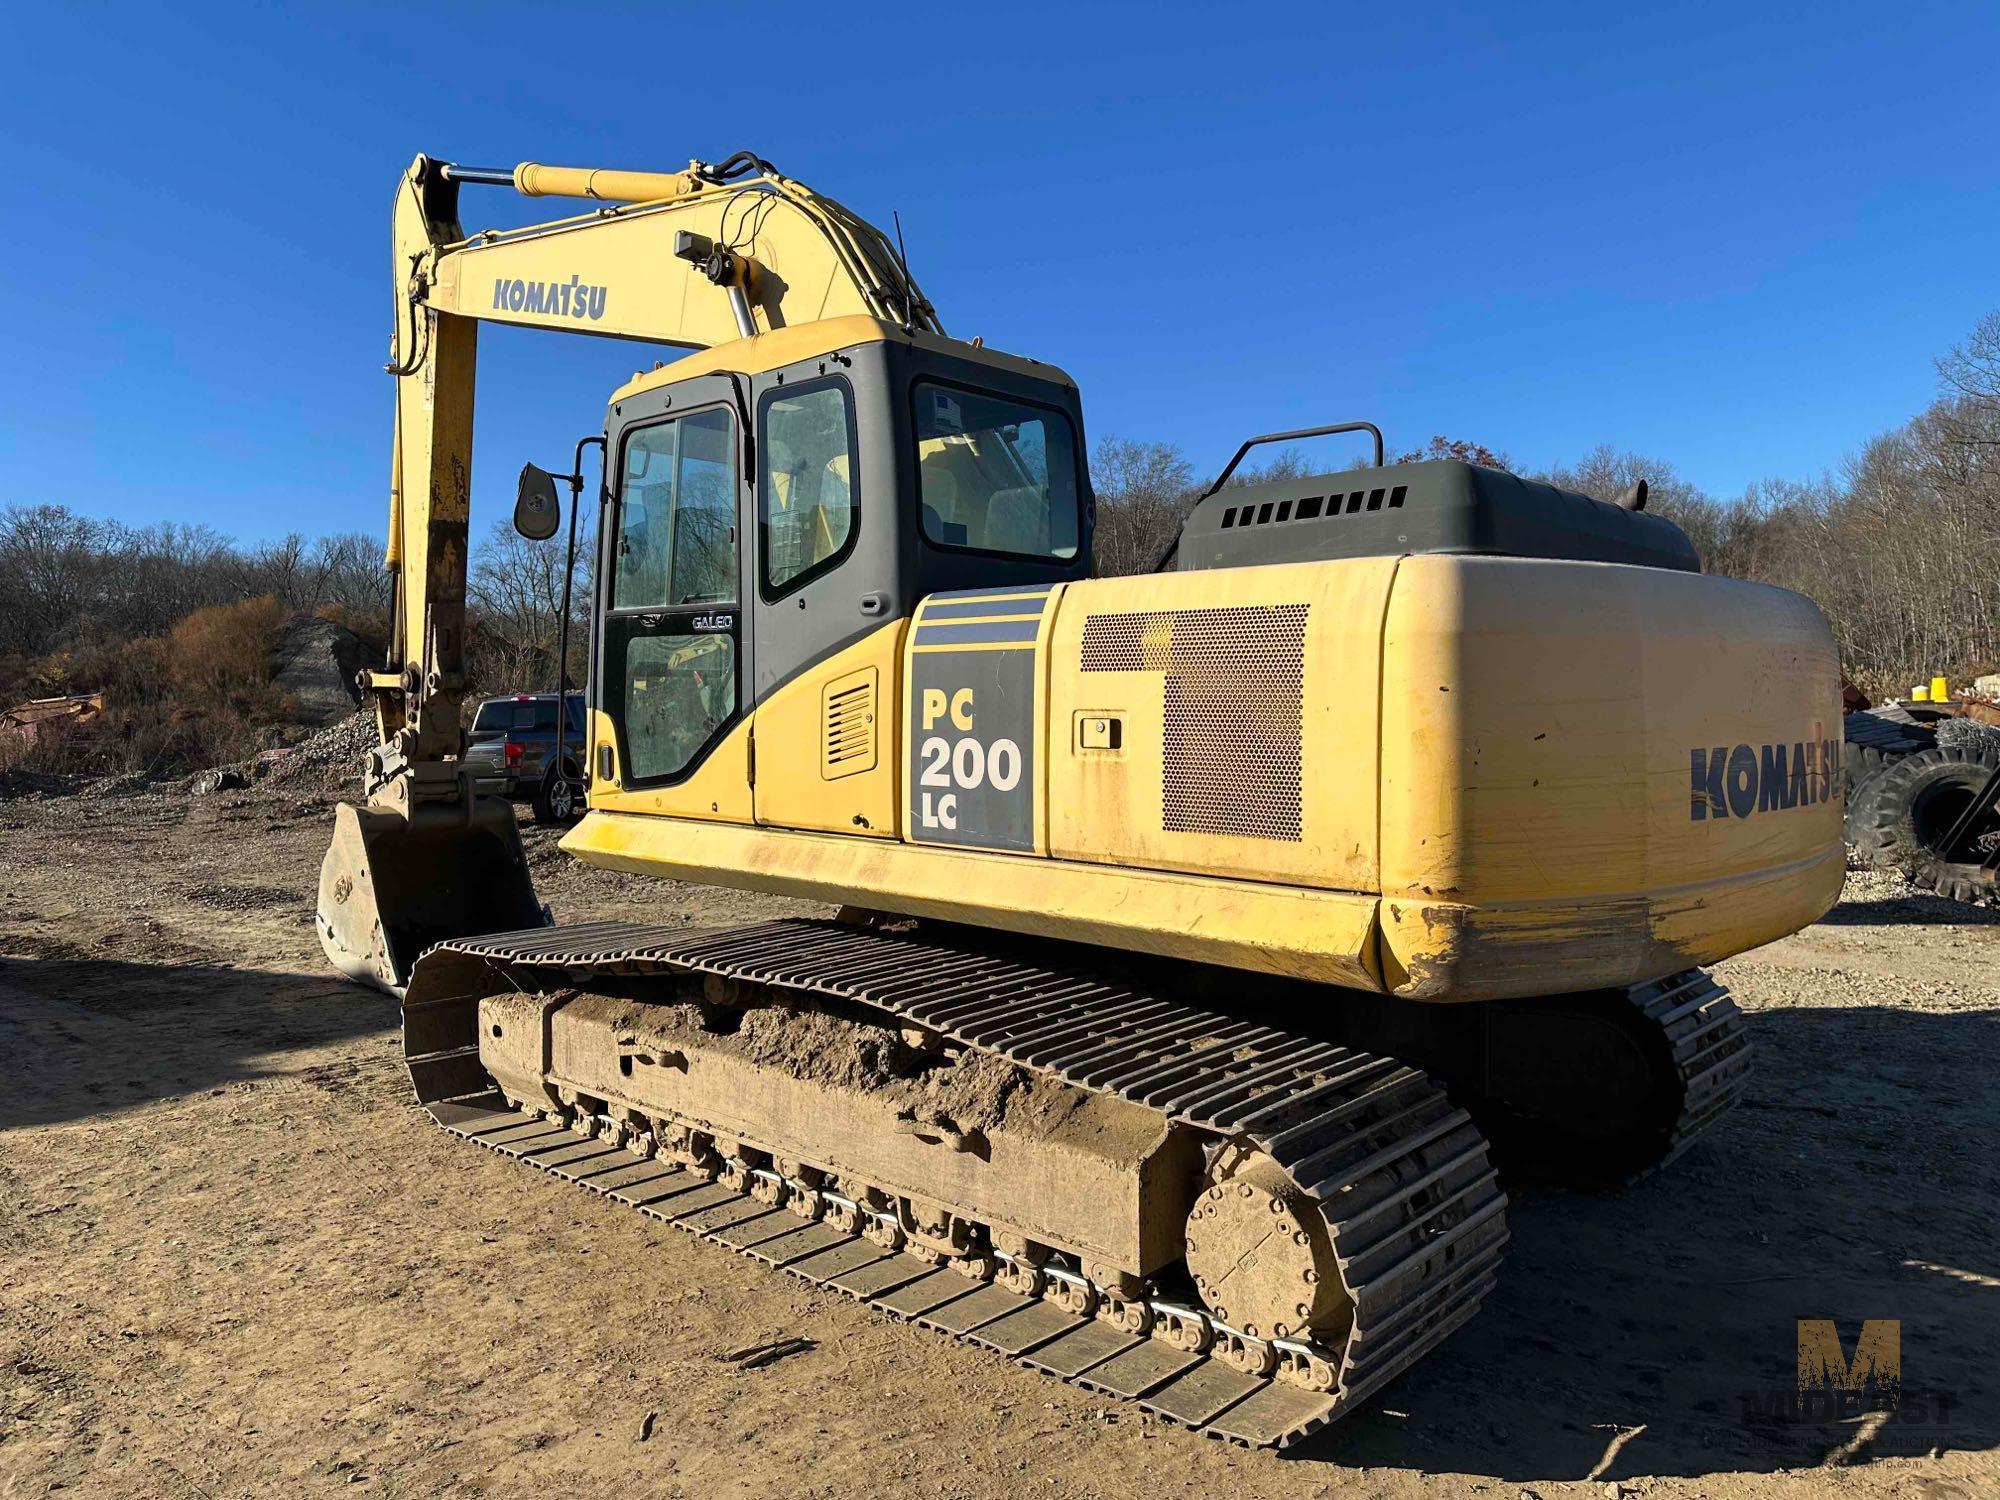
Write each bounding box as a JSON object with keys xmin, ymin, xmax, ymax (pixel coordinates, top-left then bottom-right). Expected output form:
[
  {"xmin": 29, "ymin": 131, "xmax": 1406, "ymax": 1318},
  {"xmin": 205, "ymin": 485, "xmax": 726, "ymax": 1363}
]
[{"xmin": 914, "ymin": 383, "xmax": 1080, "ymax": 560}]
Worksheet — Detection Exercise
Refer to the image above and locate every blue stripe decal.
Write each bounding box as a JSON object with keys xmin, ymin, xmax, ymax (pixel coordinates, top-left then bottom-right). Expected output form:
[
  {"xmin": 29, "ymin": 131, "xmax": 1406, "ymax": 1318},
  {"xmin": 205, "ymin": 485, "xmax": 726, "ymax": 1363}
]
[
  {"xmin": 918, "ymin": 597, "xmax": 1050, "ymax": 622},
  {"xmin": 927, "ymin": 583, "xmax": 1056, "ymax": 602},
  {"xmin": 911, "ymin": 619, "xmax": 1045, "ymax": 646}
]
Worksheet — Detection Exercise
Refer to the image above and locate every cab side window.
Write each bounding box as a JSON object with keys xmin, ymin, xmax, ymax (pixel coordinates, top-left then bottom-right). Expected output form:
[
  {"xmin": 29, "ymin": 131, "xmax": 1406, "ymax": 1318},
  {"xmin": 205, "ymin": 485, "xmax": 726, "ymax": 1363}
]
[
  {"xmin": 913, "ymin": 383, "xmax": 1080, "ymax": 561},
  {"xmin": 615, "ymin": 407, "xmax": 737, "ymax": 610},
  {"xmin": 760, "ymin": 381, "xmax": 857, "ymax": 596}
]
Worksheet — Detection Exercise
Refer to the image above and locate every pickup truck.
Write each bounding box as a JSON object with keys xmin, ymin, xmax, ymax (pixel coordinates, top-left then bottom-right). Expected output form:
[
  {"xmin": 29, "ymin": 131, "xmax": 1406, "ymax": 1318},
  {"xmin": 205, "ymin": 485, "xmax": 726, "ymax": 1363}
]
[{"xmin": 464, "ymin": 692, "xmax": 586, "ymax": 821}]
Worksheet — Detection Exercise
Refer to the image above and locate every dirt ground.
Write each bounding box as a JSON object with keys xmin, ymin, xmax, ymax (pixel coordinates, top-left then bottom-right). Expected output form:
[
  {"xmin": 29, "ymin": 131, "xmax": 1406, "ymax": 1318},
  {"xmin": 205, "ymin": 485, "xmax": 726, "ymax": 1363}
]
[{"xmin": 1, "ymin": 781, "xmax": 1994, "ymax": 1500}]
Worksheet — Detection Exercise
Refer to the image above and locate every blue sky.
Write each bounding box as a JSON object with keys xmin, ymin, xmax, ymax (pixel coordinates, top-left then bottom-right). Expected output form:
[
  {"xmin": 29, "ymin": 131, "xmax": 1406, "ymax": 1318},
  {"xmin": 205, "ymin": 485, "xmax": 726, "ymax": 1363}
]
[{"xmin": 2, "ymin": 1, "xmax": 1995, "ymax": 544}]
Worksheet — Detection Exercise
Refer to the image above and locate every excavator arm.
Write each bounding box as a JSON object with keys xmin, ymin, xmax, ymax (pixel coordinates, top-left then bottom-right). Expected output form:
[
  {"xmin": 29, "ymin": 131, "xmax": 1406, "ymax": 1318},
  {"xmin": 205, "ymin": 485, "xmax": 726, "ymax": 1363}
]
[
  {"xmin": 322, "ymin": 151, "xmax": 938, "ymax": 992},
  {"xmin": 378, "ymin": 149, "xmax": 937, "ymax": 767}
]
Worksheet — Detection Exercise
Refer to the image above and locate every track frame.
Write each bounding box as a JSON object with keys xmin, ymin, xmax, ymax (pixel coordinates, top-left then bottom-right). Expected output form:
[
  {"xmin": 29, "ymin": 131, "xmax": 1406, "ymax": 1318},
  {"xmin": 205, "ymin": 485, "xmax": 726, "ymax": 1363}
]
[{"xmin": 405, "ymin": 918, "xmax": 1515, "ymax": 1446}]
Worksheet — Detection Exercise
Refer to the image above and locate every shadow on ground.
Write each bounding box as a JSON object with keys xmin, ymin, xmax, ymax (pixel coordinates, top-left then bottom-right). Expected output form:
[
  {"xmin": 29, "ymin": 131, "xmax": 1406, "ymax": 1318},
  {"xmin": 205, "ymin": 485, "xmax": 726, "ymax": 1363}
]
[
  {"xmin": 1292, "ymin": 999, "xmax": 1999, "ymax": 1480},
  {"xmin": 1816, "ymin": 892, "xmax": 2000, "ymax": 926},
  {"xmin": 0, "ymin": 953, "xmax": 397, "ymax": 1129}
]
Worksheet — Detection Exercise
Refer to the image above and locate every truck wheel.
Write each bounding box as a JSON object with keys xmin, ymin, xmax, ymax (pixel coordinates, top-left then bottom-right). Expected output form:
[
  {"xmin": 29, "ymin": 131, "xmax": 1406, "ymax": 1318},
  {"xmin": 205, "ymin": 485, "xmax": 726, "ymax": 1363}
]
[
  {"xmin": 1846, "ymin": 745, "xmax": 2000, "ymax": 904},
  {"xmin": 533, "ymin": 762, "xmax": 582, "ymax": 826}
]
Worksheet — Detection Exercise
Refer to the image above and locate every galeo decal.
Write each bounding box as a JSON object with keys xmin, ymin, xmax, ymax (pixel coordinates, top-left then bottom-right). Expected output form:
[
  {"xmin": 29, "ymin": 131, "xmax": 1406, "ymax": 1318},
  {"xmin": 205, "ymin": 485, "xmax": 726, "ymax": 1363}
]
[
  {"xmin": 1689, "ymin": 737, "xmax": 1839, "ymax": 821},
  {"xmin": 492, "ymin": 275, "xmax": 608, "ymax": 321}
]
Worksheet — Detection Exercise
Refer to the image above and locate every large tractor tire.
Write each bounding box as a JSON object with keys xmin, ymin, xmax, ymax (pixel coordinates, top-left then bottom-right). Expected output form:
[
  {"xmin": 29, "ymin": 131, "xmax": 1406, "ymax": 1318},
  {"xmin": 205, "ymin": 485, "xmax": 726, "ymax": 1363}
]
[
  {"xmin": 1841, "ymin": 709, "xmax": 1932, "ymax": 797},
  {"xmin": 1841, "ymin": 709, "xmax": 1936, "ymax": 844},
  {"xmin": 1846, "ymin": 744, "xmax": 2000, "ymax": 906}
]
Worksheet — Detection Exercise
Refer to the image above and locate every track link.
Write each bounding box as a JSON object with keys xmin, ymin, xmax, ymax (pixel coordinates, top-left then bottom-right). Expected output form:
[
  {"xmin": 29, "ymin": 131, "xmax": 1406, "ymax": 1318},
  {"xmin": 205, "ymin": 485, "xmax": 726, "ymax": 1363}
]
[
  {"xmin": 1628, "ymin": 968, "xmax": 1754, "ymax": 1176},
  {"xmin": 405, "ymin": 918, "xmax": 1510, "ymax": 1448}
]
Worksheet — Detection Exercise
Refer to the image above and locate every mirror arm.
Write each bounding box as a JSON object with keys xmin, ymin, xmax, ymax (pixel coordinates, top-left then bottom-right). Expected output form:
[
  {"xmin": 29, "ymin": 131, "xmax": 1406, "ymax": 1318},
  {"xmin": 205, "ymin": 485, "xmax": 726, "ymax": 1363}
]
[{"xmin": 551, "ymin": 435, "xmax": 607, "ymax": 799}]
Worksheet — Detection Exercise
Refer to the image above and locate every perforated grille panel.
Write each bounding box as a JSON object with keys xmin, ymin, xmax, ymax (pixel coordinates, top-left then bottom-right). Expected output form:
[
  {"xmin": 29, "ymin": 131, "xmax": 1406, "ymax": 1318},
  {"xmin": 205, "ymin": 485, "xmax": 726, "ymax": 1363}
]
[{"xmin": 1080, "ymin": 604, "xmax": 1309, "ymax": 841}]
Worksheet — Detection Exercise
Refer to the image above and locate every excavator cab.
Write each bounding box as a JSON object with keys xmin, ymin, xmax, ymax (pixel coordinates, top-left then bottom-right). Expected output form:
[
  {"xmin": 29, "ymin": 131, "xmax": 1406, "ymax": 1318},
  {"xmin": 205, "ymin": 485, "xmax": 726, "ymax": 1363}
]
[
  {"xmin": 320, "ymin": 274, "xmax": 1093, "ymax": 995},
  {"xmin": 578, "ymin": 330, "xmax": 1091, "ymax": 820}
]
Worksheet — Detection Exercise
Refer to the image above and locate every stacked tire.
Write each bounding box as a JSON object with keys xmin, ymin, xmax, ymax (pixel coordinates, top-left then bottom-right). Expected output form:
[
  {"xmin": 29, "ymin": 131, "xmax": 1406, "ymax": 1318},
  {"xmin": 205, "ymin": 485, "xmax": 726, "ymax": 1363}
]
[
  {"xmin": 1841, "ymin": 707, "xmax": 1933, "ymax": 795},
  {"xmin": 1843, "ymin": 710, "xmax": 2000, "ymax": 906}
]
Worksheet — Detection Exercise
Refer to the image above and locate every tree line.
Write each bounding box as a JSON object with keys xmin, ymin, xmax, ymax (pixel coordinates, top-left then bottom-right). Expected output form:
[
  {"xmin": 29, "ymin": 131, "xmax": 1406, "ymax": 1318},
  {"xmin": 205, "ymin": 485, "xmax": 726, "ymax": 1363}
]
[
  {"xmin": 0, "ymin": 510, "xmax": 591, "ymax": 776},
  {"xmin": 0, "ymin": 511, "xmax": 387, "ymax": 666},
  {"xmin": 4, "ymin": 306, "xmax": 1995, "ymax": 758},
  {"xmin": 1093, "ymin": 311, "xmax": 2000, "ymax": 693},
  {"xmin": 0, "ymin": 508, "xmax": 590, "ymax": 706}
]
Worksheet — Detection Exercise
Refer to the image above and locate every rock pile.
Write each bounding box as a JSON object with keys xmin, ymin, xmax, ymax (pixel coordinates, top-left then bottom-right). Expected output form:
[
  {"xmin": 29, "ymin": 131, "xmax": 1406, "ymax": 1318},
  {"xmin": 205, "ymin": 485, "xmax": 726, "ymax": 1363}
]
[{"xmin": 260, "ymin": 711, "xmax": 374, "ymax": 795}]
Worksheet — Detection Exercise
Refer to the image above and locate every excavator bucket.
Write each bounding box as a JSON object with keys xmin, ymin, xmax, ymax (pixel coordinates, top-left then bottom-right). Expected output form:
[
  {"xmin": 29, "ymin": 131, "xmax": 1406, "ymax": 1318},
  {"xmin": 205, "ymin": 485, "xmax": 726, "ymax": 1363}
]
[{"xmin": 316, "ymin": 796, "xmax": 547, "ymax": 994}]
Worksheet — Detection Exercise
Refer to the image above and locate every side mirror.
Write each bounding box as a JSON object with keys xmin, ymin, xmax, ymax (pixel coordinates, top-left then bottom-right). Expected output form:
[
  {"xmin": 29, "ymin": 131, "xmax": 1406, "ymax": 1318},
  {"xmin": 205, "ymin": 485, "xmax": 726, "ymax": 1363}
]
[{"xmin": 514, "ymin": 464, "xmax": 562, "ymax": 540}]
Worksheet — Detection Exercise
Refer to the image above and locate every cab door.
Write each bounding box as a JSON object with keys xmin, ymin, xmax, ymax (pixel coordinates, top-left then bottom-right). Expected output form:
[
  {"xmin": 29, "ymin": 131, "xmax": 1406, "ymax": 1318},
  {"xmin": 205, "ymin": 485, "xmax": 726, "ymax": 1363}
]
[
  {"xmin": 592, "ymin": 375, "xmax": 755, "ymax": 821},
  {"xmin": 744, "ymin": 352, "xmax": 905, "ymax": 837}
]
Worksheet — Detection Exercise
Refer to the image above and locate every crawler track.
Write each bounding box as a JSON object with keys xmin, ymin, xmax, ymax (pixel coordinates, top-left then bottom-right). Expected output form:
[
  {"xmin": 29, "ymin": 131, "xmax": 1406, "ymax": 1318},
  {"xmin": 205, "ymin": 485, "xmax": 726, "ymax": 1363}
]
[
  {"xmin": 405, "ymin": 918, "xmax": 1511, "ymax": 1448},
  {"xmin": 1629, "ymin": 968, "xmax": 1754, "ymax": 1175}
]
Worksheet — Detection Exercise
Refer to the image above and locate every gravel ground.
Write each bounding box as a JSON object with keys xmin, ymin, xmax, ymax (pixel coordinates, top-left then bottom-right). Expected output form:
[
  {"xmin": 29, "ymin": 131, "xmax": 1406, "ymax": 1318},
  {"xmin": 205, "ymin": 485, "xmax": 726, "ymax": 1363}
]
[{"xmin": 0, "ymin": 784, "xmax": 1993, "ymax": 1499}]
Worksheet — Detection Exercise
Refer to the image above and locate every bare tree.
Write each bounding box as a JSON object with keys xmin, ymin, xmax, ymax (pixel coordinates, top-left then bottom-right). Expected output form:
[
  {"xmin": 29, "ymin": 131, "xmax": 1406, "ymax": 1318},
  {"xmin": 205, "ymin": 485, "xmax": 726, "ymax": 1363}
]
[
  {"xmin": 1090, "ymin": 438, "xmax": 1197, "ymax": 577},
  {"xmin": 1393, "ymin": 435, "xmax": 1509, "ymax": 467},
  {"xmin": 1936, "ymin": 309, "xmax": 2000, "ymax": 411},
  {"xmin": 467, "ymin": 516, "xmax": 596, "ymax": 692},
  {"xmin": 311, "ymin": 533, "xmax": 393, "ymax": 617},
  {"xmin": 0, "ymin": 505, "xmax": 103, "ymax": 658}
]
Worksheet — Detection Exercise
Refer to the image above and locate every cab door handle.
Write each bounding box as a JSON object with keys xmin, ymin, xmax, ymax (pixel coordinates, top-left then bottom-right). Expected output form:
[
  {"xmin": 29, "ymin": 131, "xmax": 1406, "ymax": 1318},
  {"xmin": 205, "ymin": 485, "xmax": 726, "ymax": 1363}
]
[{"xmin": 859, "ymin": 591, "xmax": 889, "ymax": 616}]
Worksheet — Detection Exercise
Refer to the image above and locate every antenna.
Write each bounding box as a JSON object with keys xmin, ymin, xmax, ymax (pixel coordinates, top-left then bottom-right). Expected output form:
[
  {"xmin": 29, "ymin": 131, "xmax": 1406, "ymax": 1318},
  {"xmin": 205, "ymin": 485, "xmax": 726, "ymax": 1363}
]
[{"xmin": 892, "ymin": 210, "xmax": 916, "ymax": 329}]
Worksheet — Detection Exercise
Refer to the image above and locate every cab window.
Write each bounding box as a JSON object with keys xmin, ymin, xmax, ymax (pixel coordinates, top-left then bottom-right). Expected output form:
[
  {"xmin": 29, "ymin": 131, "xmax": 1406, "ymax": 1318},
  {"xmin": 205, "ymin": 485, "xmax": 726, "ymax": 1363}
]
[
  {"xmin": 605, "ymin": 403, "xmax": 741, "ymax": 785},
  {"xmin": 760, "ymin": 381, "xmax": 857, "ymax": 595},
  {"xmin": 914, "ymin": 383, "xmax": 1080, "ymax": 560},
  {"xmin": 620, "ymin": 633, "xmax": 736, "ymax": 782},
  {"xmin": 614, "ymin": 406, "xmax": 737, "ymax": 610}
]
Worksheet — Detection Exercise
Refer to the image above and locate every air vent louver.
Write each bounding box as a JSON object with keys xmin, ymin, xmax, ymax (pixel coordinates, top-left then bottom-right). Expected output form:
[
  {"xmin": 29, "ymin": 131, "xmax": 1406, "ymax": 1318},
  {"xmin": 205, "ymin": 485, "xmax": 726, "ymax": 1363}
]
[
  {"xmin": 821, "ymin": 668, "xmax": 878, "ymax": 779},
  {"xmin": 1219, "ymin": 485, "xmax": 1405, "ymax": 531}
]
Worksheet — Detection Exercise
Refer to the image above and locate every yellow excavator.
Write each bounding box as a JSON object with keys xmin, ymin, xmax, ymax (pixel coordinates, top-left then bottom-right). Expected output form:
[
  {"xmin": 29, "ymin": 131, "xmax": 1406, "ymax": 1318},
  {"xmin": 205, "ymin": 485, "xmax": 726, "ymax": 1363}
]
[{"xmin": 318, "ymin": 150, "xmax": 1845, "ymax": 1447}]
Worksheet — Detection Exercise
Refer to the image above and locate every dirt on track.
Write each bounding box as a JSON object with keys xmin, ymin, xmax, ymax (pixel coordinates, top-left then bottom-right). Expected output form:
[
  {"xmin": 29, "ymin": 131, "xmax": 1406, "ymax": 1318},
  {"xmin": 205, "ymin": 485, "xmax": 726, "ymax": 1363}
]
[{"xmin": 1, "ymin": 784, "xmax": 1995, "ymax": 1500}]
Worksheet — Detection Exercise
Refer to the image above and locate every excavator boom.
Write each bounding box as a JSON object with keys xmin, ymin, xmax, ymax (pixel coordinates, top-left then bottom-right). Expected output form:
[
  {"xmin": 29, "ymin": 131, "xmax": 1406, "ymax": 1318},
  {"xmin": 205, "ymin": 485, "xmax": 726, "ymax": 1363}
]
[{"xmin": 323, "ymin": 150, "xmax": 940, "ymax": 991}]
